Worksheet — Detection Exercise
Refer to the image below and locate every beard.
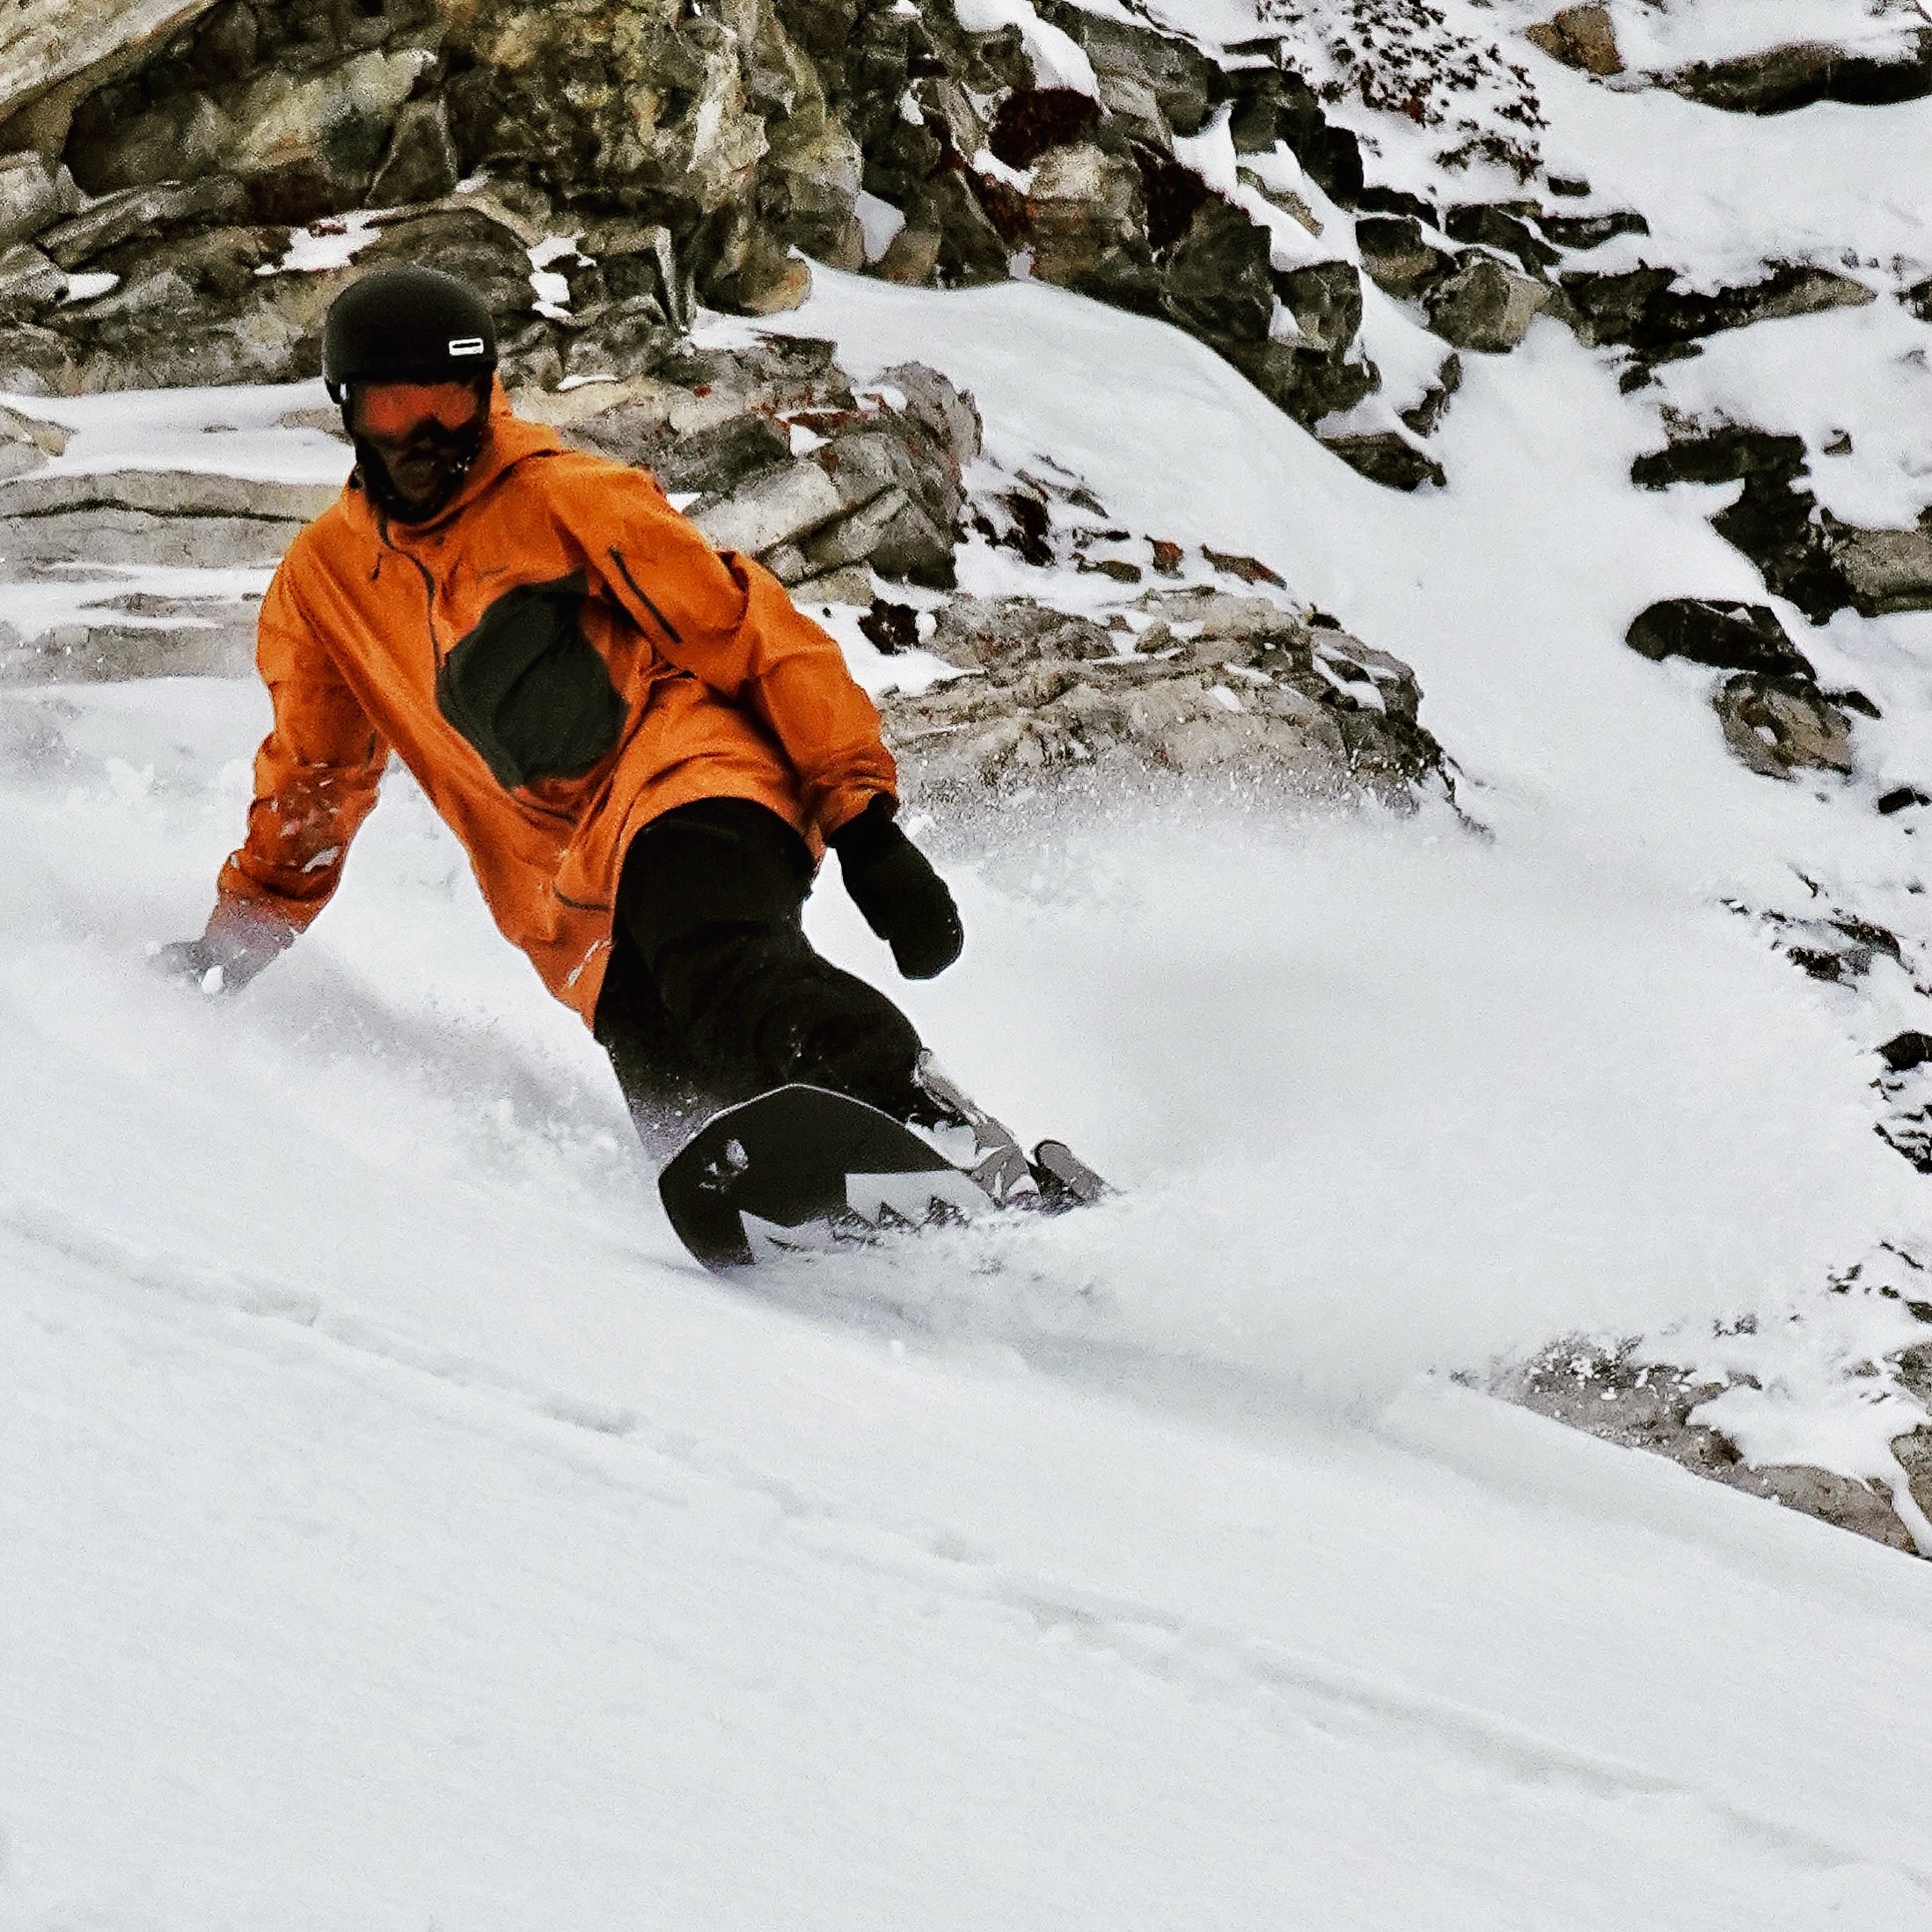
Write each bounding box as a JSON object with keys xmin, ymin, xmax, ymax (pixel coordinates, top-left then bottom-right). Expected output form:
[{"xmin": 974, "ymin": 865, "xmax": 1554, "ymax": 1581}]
[{"xmin": 349, "ymin": 395, "xmax": 492, "ymax": 523}]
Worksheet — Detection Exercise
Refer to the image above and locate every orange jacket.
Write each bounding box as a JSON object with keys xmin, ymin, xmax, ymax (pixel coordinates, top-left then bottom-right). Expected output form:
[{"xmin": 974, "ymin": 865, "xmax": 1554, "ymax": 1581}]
[{"xmin": 215, "ymin": 388, "xmax": 896, "ymax": 1023}]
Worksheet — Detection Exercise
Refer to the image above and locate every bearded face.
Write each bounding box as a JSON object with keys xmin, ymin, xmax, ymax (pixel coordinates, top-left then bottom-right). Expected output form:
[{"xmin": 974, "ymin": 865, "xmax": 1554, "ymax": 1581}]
[{"xmin": 347, "ymin": 378, "xmax": 492, "ymax": 522}]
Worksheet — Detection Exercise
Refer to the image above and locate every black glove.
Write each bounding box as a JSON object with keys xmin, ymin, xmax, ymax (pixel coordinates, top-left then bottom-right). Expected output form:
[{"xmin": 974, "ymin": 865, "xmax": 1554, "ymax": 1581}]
[
  {"xmin": 151, "ymin": 904, "xmax": 292, "ymax": 995},
  {"xmin": 830, "ymin": 795, "xmax": 963, "ymax": 980}
]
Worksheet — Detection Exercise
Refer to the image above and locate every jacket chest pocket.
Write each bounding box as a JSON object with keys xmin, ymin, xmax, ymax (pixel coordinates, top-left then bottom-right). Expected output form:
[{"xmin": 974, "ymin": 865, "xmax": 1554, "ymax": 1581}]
[{"xmin": 435, "ymin": 572, "xmax": 629, "ymax": 791}]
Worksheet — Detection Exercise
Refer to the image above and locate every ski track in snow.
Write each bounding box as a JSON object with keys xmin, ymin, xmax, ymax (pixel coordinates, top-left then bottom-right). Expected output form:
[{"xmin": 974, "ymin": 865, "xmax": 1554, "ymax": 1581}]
[{"xmin": 7, "ymin": 1190, "xmax": 1932, "ymax": 1927}]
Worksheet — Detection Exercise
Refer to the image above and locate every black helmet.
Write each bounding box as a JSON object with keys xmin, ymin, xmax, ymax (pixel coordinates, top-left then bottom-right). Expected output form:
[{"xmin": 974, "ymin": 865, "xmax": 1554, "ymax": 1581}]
[{"xmin": 322, "ymin": 265, "xmax": 498, "ymax": 400}]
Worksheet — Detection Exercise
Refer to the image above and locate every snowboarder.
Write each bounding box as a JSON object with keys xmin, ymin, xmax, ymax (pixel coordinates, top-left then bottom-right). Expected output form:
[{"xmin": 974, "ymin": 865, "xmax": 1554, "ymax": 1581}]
[{"xmin": 157, "ymin": 264, "xmax": 970, "ymax": 1158}]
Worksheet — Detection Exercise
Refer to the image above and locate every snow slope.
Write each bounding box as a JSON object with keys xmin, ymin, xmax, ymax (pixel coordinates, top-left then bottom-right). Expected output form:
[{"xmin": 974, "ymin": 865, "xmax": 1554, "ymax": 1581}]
[
  {"xmin": 8, "ymin": 0, "xmax": 1932, "ymax": 1920},
  {"xmin": 6, "ymin": 739, "xmax": 1932, "ymax": 1921},
  {"xmin": 2, "ymin": 435, "xmax": 1927, "ymax": 1924}
]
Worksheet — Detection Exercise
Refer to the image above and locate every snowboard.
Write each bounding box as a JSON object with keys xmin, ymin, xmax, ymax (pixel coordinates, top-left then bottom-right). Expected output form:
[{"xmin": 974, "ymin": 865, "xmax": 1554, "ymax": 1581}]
[{"xmin": 658, "ymin": 1083, "xmax": 1103, "ymax": 1272}]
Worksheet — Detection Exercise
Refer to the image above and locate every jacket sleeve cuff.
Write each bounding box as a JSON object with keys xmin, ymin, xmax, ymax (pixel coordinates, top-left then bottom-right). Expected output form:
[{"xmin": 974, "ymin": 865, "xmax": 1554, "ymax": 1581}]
[
  {"xmin": 209, "ymin": 893, "xmax": 301, "ymax": 950},
  {"xmin": 822, "ymin": 787, "xmax": 897, "ymax": 846},
  {"xmin": 825, "ymin": 792, "xmax": 901, "ymax": 861}
]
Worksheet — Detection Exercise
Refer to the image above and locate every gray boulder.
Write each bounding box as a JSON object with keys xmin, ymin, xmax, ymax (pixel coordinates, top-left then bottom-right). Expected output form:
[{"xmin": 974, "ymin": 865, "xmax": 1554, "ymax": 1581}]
[
  {"xmin": 0, "ymin": 151, "xmax": 67, "ymax": 245},
  {"xmin": 1622, "ymin": 596, "xmax": 1875, "ymax": 779},
  {"xmin": 0, "ymin": 400, "xmax": 62, "ymax": 479},
  {"xmin": 1564, "ymin": 260, "xmax": 1875, "ymax": 355},
  {"xmin": 1826, "ymin": 514, "xmax": 1932, "ymax": 618},
  {"xmin": 369, "ymin": 95, "xmax": 461, "ymax": 208},
  {"xmin": 1714, "ymin": 673, "xmax": 1855, "ymax": 779},
  {"xmin": 0, "ymin": 467, "xmax": 336, "ymax": 571},
  {"xmin": 875, "ymin": 360, "xmax": 983, "ymax": 473},
  {"xmin": 1275, "ymin": 260, "xmax": 1365, "ymax": 358},
  {"xmin": 1025, "ymin": 142, "xmax": 1153, "ymax": 302},
  {"xmin": 690, "ymin": 460, "xmax": 849, "ymax": 562},
  {"xmin": 36, "ymin": 177, "xmax": 250, "ymax": 270},
  {"xmin": 542, "ymin": 339, "xmax": 978, "ymax": 593},
  {"xmin": 1319, "ymin": 432, "xmax": 1445, "ymax": 493},
  {"xmin": 356, "ymin": 205, "xmax": 537, "ymax": 324},
  {"xmin": 1654, "ymin": 31, "xmax": 1932, "ymax": 114},
  {"xmin": 1355, "ymin": 215, "xmax": 1453, "ymax": 302},
  {"xmin": 1034, "ymin": 5, "xmax": 1218, "ymax": 140},
  {"xmin": 1426, "ymin": 255, "xmax": 1551, "ymax": 353},
  {"xmin": 904, "ymin": 171, "xmax": 1010, "ymax": 290},
  {"xmin": 0, "ymin": 321, "xmax": 77, "ymax": 393},
  {"xmin": 0, "ymin": 243, "xmax": 65, "ymax": 319},
  {"xmin": 1162, "ymin": 197, "xmax": 1276, "ymax": 343}
]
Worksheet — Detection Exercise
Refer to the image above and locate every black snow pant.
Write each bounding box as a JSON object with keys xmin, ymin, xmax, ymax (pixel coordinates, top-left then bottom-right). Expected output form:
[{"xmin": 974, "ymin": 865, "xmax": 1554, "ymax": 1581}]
[{"xmin": 593, "ymin": 797, "xmax": 926, "ymax": 1157}]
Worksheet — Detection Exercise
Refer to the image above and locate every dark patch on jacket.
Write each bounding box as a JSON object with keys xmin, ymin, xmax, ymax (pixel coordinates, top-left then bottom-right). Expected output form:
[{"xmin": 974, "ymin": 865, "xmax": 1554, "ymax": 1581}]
[{"xmin": 435, "ymin": 572, "xmax": 628, "ymax": 789}]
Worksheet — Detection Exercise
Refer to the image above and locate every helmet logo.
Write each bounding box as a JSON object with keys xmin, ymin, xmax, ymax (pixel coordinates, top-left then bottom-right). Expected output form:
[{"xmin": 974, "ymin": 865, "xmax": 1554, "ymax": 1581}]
[{"xmin": 447, "ymin": 337, "xmax": 487, "ymax": 356}]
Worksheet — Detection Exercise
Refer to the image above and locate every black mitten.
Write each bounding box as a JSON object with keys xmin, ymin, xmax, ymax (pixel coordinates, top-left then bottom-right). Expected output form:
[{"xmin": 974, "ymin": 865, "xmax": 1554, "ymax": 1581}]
[{"xmin": 829, "ymin": 795, "xmax": 964, "ymax": 980}]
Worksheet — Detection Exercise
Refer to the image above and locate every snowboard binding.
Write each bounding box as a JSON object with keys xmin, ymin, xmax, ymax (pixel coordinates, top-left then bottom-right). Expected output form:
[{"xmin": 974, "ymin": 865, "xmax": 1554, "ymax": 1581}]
[{"xmin": 909, "ymin": 1053, "xmax": 1108, "ymax": 1213}]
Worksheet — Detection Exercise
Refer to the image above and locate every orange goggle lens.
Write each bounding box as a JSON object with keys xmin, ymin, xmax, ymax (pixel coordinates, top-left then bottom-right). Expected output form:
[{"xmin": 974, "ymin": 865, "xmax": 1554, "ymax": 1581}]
[{"xmin": 355, "ymin": 380, "xmax": 483, "ymax": 440}]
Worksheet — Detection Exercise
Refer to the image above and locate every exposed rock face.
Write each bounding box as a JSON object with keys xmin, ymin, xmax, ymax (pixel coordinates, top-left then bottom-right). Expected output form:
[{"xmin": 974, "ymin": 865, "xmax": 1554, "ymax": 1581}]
[
  {"xmin": 1025, "ymin": 142, "xmax": 1153, "ymax": 304},
  {"xmin": 0, "ymin": 0, "xmax": 1877, "ymax": 537},
  {"xmin": 1632, "ymin": 425, "xmax": 1932, "ymax": 625},
  {"xmin": 1829, "ymin": 515, "xmax": 1932, "ymax": 618},
  {"xmin": 881, "ymin": 589, "xmax": 1448, "ymax": 806},
  {"xmin": 0, "ymin": 460, "xmax": 333, "ymax": 681},
  {"xmin": 1623, "ymin": 596, "xmax": 1866, "ymax": 780},
  {"xmin": 522, "ymin": 339, "xmax": 981, "ymax": 597},
  {"xmin": 0, "ymin": 0, "xmax": 222, "ymax": 133},
  {"xmin": 1316, "ymin": 432, "xmax": 1445, "ymax": 493},
  {"xmin": 1505, "ymin": 1339, "xmax": 1931, "ymax": 1559},
  {"xmin": 69, "ymin": 22, "xmax": 439, "ymax": 219},
  {"xmin": 1713, "ymin": 673, "xmax": 1856, "ymax": 779},
  {"xmin": 1654, "ymin": 31, "xmax": 1932, "ymax": 115},
  {"xmin": 1525, "ymin": 6, "xmax": 1623, "ymax": 79},
  {"xmin": 0, "ymin": 153, "xmax": 77, "ymax": 245},
  {"xmin": 0, "ymin": 400, "xmax": 66, "ymax": 480},
  {"xmin": 0, "ymin": 0, "xmax": 1910, "ymax": 523},
  {"xmin": 1623, "ymin": 598, "xmax": 1815, "ymax": 680},
  {"xmin": 1564, "ymin": 261, "xmax": 1875, "ymax": 363},
  {"xmin": 1355, "ymin": 215, "xmax": 1453, "ymax": 303},
  {"xmin": 1425, "ymin": 255, "xmax": 1551, "ymax": 354},
  {"xmin": 0, "ymin": 0, "xmax": 1403, "ymax": 457},
  {"xmin": 0, "ymin": 467, "xmax": 333, "ymax": 570}
]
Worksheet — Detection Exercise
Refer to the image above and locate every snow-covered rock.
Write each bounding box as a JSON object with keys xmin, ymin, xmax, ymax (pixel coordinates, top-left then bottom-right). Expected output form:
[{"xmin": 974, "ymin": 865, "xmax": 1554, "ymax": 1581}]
[{"xmin": 882, "ymin": 588, "xmax": 1446, "ymax": 803}]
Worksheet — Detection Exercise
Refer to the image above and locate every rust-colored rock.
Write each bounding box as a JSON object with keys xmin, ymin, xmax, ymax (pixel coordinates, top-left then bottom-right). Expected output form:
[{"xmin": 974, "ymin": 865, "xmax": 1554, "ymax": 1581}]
[{"xmin": 1526, "ymin": 5, "xmax": 1624, "ymax": 78}]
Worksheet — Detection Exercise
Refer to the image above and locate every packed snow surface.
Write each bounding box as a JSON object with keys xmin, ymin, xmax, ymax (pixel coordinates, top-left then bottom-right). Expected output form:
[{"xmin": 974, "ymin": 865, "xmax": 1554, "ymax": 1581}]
[{"xmin": 8, "ymin": 0, "xmax": 1932, "ymax": 1921}]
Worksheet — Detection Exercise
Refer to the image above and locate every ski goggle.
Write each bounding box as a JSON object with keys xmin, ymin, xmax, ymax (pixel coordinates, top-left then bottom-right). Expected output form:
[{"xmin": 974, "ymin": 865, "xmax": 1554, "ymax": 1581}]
[{"xmin": 352, "ymin": 380, "xmax": 485, "ymax": 441}]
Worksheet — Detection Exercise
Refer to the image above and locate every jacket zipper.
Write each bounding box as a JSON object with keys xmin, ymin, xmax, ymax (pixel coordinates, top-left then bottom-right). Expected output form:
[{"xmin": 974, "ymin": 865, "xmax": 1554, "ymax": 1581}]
[
  {"xmin": 608, "ymin": 545, "xmax": 683, "ymax": 648},
  {"xmin": 378, "ymin": 511, "xmax": 445, "ymax": 664}
]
